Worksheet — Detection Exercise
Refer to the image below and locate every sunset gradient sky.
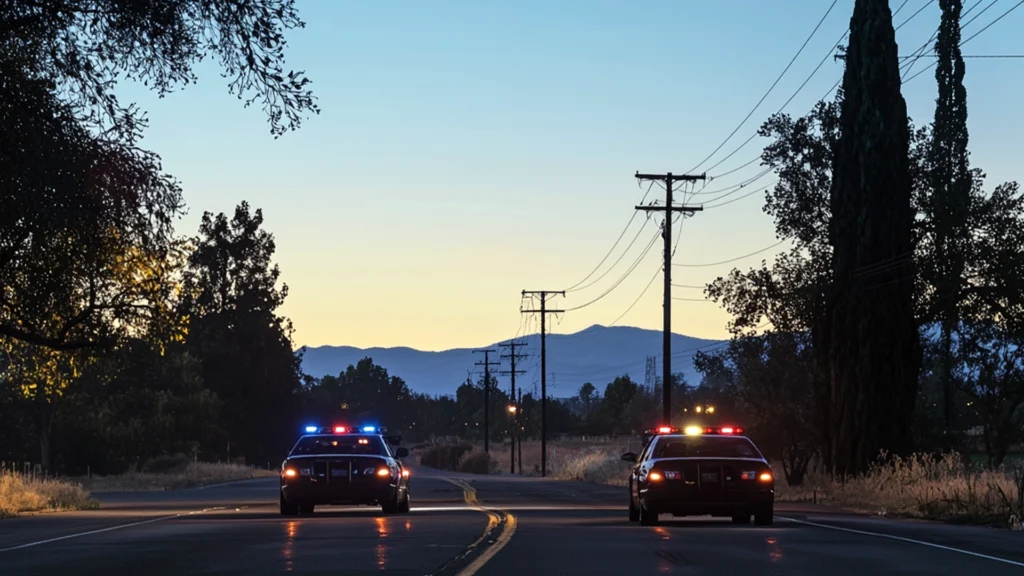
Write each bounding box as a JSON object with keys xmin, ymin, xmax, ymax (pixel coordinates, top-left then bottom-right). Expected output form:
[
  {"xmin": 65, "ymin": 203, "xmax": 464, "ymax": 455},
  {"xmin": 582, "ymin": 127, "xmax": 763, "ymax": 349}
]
[{"xmin": 117, "ymin": 0, "xmax": 1022, "ymax": 351}]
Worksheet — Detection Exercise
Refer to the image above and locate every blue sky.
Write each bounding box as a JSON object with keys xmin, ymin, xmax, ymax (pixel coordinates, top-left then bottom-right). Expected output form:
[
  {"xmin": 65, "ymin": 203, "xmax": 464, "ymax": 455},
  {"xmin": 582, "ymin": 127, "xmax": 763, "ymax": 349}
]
[{"xmin": 118, "ymin": 0, "xmax": 1023, "ymax": 350}]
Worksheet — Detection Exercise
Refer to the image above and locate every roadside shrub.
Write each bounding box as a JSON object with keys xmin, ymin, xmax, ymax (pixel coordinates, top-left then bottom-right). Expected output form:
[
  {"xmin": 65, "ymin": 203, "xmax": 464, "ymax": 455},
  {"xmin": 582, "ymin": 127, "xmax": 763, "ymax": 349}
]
[
  {"xmin": 458, "ymin": 451, "xmax": 498, "ymax": 475},
  {"xmin": 417, "ymin": 443, "xmax": 474, "ymax": 471},
  {"xmin": 140, "ymin": 453, "xmax": 191, "ymax": 474},
  {"xmin": 0, "ymin": 470, "xmax": 97, "ymax": 517}
]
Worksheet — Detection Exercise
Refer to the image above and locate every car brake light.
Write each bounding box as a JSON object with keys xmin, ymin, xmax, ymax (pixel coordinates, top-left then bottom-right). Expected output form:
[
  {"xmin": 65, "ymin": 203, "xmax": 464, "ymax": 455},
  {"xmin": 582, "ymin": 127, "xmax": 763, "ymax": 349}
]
[
  {"xmin": 283, "ymin": 468, "xmax": 297, "ymax": 478},
  {"xmin": 759, "ymin": 471, "xmax": 773, "ymax": 482},
  {"xmin": 647, "ymin": 472, "xmax": 663, "ymax": 482},
  {"xmin": 377, "ymin": 468, "xmax": 391, "ymax": 477},
  {"xmin": 401, "ymin": 469, "xmax": 410, "ymax": 478}
]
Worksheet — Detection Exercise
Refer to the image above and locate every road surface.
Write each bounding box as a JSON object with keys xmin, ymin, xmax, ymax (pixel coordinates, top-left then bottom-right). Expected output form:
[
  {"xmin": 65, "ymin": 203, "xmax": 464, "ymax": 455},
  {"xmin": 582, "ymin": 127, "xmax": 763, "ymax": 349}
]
[{"xmin": 2, "ymin": 467, "xmax": 1023, "ymax": 575}]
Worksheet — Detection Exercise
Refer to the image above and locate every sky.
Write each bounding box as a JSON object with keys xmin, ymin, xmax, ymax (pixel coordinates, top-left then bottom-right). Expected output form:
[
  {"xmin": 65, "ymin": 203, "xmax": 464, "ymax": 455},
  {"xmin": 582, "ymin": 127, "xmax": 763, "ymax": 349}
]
[{"xmin": 117, "ymin": 0, "xmax": 1023, "ymax": 351}]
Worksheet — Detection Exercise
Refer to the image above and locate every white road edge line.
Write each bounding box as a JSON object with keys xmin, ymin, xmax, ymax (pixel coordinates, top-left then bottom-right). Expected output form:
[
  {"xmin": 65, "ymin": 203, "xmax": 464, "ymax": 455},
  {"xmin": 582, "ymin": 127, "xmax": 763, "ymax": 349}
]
[
  {"xmin": 777, "ymin": 515, "xmax": 1024, "ymax": 568},
  {"xmin": 0, "ymin": 506, "xmax": 227, "ymax": 553}
]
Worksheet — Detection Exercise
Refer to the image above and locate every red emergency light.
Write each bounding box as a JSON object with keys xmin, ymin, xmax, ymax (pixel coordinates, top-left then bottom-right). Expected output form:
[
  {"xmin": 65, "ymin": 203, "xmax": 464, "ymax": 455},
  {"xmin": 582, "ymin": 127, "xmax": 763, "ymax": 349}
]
[
  {"xmin": 333, "ymin": 426, "xmax": 347, "ymax": 433},
  {"xmin": 704, "ymin": 426, "xmax": 744, "ymax": 435}
]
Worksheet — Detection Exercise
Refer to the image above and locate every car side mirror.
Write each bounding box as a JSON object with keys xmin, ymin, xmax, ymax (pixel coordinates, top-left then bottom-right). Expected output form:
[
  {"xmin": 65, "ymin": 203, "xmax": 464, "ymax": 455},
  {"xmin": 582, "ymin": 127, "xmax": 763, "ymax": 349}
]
[
  {"xmin": 621, "ymin": 452, "xmax": 637, "ymax": 463},
  {"xmin": 395, "ymin": 446, "xmax": 409, "ymax": 458}
]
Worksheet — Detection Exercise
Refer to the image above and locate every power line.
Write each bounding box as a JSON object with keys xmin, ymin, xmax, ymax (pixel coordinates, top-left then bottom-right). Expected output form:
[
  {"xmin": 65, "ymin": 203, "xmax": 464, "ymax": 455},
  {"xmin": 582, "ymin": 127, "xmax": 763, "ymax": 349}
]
[
  {"xmin": 903, "ymin": 0, "xmax": 1024, "ymax": 84},
  {"xmin": 608, "ymin": 213, "xmax": 686, "ymax": 326},
  {"xmin": 685, "ymin": 0, "xmax": 840, "ymax": 174},
  {"xmin": 566, "ymin": 216, "xmax": 652, "ymax": 294},
  {"xmin": 673, "ymin": 239, "xmax": 787, "ymax": 268},
  {"xmin": 561, "ymin": 229, "xmax": 661, "ymax": 312},
  {"xmin": 562, "ymin": 181, "xmax": 656, "ymax": 292},
  {"xmin": 704, "ymin": 0, "xmax": 936, "ymax": 179},
  {"xmin": 703, "ymin": 186, "xmax": 774, "ymax": 209},
  {"xmin": 900, "ymin": 0, "xmax": 992, "ymax": 79}
]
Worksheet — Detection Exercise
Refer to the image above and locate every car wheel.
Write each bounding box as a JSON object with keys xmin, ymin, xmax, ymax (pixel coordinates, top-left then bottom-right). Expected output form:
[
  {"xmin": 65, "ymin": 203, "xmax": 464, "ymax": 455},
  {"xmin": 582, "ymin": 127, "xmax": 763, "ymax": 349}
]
[
  {"xmin": 279, "ymin": 491, "xmax": 299, "ymax": 516},
  {"xmin": 638, "ymin": 502, "xmax": 659, "ymax": 526},
  {"xmin": 628, "ymin": 495, "xmax": 640, "ymax": 522},
  {"xmin": 754, "ymin": 505, "xmax": 774, "ymax": 526},
  {"xmin": 299, "ymin": 503, "xmax": 315, "ymax": 514},
  {"xmin": 381, "ymin": 493, "xmax": 399, "ymax": 514},
  {"xmin": 398, "ymin": 492, "xmax": 411, "ymax": 514},
  {"xmin": 731, "ymin": 514, "xmax": 750, "ymax": 524}
]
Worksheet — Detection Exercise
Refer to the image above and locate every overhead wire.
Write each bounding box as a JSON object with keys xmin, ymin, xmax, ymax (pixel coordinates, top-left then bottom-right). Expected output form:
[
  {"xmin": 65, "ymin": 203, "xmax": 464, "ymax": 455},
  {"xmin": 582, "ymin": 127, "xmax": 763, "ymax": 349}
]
[
  {"xmin": 901, "ymin": 0, "xmax": 990, "ymax": 79},
  {"xmin": 566, "ymin": 215, "xmax": 652, "ymax": 293},
  {"xmin": 903, "ymin": 0, "xmax": 1024, "ymax": 83},
  {"xmin": 684, "ymin": 0, "xmax": 840, "ymax": 175},
  {"xmin": 561, "ymin": 180, "xmax": 656, "ymax": 292},
  {"xmin": 673, "ymin": 240, "xmax": 788, "ymax": 268},
  {"xmin": 561, "ymin": 227, "xmax": 661, "ymax": 312}
]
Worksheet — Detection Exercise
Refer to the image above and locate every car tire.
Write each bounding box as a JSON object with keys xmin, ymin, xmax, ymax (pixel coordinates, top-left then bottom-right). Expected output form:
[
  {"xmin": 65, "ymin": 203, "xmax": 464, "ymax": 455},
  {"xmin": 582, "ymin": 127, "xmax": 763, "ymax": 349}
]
[
  {"xmin": 638, "ymin": 503, "xmax": 659, "ymax": 526},
  {"xmin": 754, "ymin": 505, "xmax": 774, "ymax": 526},
  {"xmin": 397, "ymin": 491, "xmax": 411, "ymax": 514},
  {"xmin": 381, "ymin": 493, "xmax": 399, "ymax": 514},
  {"xmin": 280, "ymin": 491, "xmax": 299, "ymax": 516},
  {"xmin": 732, "ymin": 514, "xmax": 750, "ymax": 524},
  {"xmin": 299, "ymin": 503, "xmax": 315, "ymax": 515},
  {"xmin": 628, "ymin": 496, "xmax": 640, "ymax": 522}
]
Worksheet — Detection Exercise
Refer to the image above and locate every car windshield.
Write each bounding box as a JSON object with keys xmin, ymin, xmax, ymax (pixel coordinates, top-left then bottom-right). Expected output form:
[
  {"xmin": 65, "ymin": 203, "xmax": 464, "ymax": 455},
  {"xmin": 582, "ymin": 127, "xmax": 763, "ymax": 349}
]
[
  {"xmin": 652, "ymin": 436, "xmax": 760, "ymax": 459},
  {"xmin": 289, "ymin": 435, "xmax": 389, "ymax": 456}
]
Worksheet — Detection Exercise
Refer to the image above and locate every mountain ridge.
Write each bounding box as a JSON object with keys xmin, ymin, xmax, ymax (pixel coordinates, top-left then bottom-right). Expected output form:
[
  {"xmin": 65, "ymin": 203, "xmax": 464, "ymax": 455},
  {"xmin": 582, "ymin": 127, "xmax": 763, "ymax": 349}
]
[{"xmin": 298, "ymin": 325, "xmax": 726, "ymax": 397}]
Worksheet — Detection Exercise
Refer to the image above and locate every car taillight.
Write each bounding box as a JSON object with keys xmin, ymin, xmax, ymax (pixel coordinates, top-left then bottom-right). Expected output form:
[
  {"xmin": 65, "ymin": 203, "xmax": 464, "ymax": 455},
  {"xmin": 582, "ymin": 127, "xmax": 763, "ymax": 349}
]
[
  {"xmin": 647, "ymin": 472, "xmax": 663, "ymax": 482},
  {"xmin": 298, "ymin": 467, "xmax": 311, "ymax": 476},
  {"xmin": 401, "ymin": 469, "xmax": 410, "ymax": 478},
  {"xmin": 759, "ymin": 471, "xmax": 773, "ymax": 482},
  {"xmin": 741, "ymin": 471, "xmax": 757, "ymax": 480},
  {"xmin": 283, "ymin": 468, "xmax": 297, "ymax": 478},
  {"xmin": 663, "ymin": 471, "xmax": 681, "ymax": 480},
  {"xmin": 376, "ymin": 468, "xmax": 391, "ymax": 478}
]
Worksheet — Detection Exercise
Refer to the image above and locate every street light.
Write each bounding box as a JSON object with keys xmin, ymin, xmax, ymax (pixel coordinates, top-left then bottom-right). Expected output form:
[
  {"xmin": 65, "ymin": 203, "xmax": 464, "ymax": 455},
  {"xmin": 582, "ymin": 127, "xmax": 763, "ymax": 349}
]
[
  {"xmin": 508, "ymin": 405, "xmax": 517, "ymax": 414},
  {"xmin": 706, "ymin": 406, "xmax": 715, "ymax": 414}
]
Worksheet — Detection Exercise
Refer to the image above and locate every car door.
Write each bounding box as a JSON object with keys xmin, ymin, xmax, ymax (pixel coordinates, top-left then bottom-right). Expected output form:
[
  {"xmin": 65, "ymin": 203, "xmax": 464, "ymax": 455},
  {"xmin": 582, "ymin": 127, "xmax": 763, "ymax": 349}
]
[{"xmin": 631, "ymin": 439, "xmax": 656, "ymax": 505}]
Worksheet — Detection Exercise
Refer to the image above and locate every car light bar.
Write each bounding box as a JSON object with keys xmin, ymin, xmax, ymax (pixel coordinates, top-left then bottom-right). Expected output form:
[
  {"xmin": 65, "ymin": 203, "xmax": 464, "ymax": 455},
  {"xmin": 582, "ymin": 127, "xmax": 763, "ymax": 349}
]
[
  {"xmin": 684, "ymin": 426, "xmax": 703, "ymax": 435},
  {"xmin": 644, "ymin": 426, "xmax": 681, "ymax": 436},
  {"xmin": 302, "ymin": 425, "xmax": 389, "ymax": 435},
  {"xmin": 703, "ymin": 426, "xmax": 744, "ymax": 435}
]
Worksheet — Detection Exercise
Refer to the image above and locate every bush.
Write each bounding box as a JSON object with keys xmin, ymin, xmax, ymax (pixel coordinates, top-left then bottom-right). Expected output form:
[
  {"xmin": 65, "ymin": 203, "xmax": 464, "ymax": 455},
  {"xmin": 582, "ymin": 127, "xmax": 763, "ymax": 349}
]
[
  {"xmin": 458, "ymin": 451, "xmax": 498, "ymax": 475},
  {"xmin": 417, "ymin": 443, "xmax": 474, "ymax": 471},
  {"xmin": 69, "ymin": 461, "xmax": 276, "ymax": 492},
  {"xmin": 0, "ymin": 469, "xmax": 97, "ymax": 517},
  {"xmin": 140, "ymin": 453, "xmax": 191, "ymax": 474}
]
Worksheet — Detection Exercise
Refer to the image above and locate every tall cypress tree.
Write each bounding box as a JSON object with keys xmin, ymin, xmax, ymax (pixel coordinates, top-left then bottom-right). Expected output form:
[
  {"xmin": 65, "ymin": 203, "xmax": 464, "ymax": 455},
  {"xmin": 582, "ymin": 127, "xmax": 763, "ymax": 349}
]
[
  {"xmin": 827, "ymin": 0, "xmax": 921, "ymax": 475},
  {"xmin": 927, "ymin": 0, "xmax": 971, "ymax": 442}
]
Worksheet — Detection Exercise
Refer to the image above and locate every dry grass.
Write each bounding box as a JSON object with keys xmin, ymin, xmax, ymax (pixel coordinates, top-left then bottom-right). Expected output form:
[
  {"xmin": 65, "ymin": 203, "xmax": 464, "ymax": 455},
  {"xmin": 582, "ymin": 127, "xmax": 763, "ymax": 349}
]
[
  {"xmin": 775, "ymin": 453, "xmax": 1024, "ymax": 527},
  {"xmin": 68, "ymin": 461, "xmax": 278, "ymax": 492},
  {"xmin": 0, "ymin": 469, "xmax": 98, "ymax": 518}
]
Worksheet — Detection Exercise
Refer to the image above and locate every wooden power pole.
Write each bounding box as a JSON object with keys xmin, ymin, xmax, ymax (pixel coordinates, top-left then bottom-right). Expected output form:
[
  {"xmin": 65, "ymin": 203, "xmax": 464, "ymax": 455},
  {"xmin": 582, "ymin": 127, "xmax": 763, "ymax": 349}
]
[
  {"xmin": 473, "ymin": 348, "xmax": 501, "ymax": 453},
  {"xmin": 499, "ymin": 339, "xmax": 528, "ymax": 474},
  {"xmin": 634, "ymin": 171, "xmax": 705, "ymax": 425},
  {"xmin": 520, "ymin": 290, "xmax": 564, "ymax": 477}
]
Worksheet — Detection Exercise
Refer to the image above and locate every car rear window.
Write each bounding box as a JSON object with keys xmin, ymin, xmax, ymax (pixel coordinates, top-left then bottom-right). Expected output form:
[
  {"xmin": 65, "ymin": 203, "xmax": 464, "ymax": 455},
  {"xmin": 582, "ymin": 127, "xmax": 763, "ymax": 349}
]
[
  {"xmin": 652, "ymin": 436, "xmax": 760, "ymax": 459},
  {"xmin": 289, "ymin": 435, "xmax": 388, "ymax": 456}
]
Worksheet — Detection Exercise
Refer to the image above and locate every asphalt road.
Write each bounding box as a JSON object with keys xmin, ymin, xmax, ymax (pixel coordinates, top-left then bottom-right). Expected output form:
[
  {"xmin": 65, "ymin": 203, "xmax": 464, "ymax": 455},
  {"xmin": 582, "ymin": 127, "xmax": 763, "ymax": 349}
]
[{"xmin": 2, "ymin": 467, "xmax": 1023, "ymax": 575}]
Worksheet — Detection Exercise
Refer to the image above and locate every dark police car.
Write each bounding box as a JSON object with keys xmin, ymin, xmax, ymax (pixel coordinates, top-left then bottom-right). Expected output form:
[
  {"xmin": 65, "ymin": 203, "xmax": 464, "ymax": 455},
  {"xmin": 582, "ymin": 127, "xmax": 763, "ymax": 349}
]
[
  {"xmin": 280, "ymin": 425, "xmax": 411, "ymax": 515},
  {"xmin": 623, "ymin": 425, "xmax": 775, "ymax": 526}
]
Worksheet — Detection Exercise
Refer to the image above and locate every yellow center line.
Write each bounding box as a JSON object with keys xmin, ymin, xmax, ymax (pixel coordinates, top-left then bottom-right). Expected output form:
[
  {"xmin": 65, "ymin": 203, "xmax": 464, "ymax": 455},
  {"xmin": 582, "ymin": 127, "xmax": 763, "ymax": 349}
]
[{"xmin": 440, "ymin": 477, "xmax": 517, "ymax": 576}]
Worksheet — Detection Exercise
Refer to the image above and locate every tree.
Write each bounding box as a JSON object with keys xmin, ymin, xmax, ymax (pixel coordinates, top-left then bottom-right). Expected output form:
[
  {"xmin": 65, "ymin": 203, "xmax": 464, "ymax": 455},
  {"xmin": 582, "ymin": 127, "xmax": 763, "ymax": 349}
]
[
  {"xmin": 601, "ymin": 376, "xmax": 638, "ymax": 433},
  {"xmin": 181, "ymin": 202, "xmax": 302, "ymax": 464},
  {"xmin": 826, "ymin": 0, "xmax": 920, "ymax": 475},
  {"xmin": 1, "ymin": 0, "xmax": 318, "ymax": 353},
  {"xmin": 1, "ymin": 0, "xmax": 319, "ymax": 139},
  {"xmin": 924, "ymin": 0, "xmax": 972, "ymax": 439},
  {"xmin": 578, "ymin": 382, "xmax": 597, "ymax": 417}
]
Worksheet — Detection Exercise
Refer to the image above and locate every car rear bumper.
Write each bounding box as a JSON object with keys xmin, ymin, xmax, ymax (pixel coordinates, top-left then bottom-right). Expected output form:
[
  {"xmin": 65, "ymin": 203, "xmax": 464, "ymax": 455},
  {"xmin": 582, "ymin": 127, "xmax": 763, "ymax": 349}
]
[
  {"xmin": 281, "ymin": 478, "xmax": 401, "ymax": 505},
  {"xmin": 642, "ymin": 489, "xmax": 774, "ymax": 515}
]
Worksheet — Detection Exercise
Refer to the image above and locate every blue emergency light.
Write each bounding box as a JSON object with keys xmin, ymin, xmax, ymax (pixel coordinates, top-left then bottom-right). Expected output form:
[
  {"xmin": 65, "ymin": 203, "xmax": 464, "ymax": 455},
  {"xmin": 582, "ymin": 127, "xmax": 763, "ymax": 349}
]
[
  {"xmin": 304, "ymin": 425, "xmax": 318, "ymax": 433},
  {"xmin": 362, "ymin": 425, "xmax": 376, "ymax": 433}
]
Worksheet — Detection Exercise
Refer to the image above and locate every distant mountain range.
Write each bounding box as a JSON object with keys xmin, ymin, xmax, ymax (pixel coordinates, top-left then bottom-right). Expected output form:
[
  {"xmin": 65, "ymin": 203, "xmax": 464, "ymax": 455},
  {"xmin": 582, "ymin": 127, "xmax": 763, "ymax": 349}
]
[{"xmin": 298, "ymin": 325, "xmax": 725, "ymax": 398}]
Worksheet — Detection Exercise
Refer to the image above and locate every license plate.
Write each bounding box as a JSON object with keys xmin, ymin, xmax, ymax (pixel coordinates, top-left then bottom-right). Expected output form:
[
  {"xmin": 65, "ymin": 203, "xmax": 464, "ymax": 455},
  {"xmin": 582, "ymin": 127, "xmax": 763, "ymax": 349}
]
[{"xmin": 701, "ymin": 472, "xmax": 719, "ymax": 483}]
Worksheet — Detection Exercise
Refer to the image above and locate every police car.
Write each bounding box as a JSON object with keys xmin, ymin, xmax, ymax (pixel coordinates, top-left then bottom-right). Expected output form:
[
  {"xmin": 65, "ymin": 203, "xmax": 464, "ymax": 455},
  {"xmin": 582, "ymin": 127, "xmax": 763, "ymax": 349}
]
[
  {"xmin": 280, "ymin": 424, "xmax": 411, "ymax": 515},
  {"xmin": 623, "ymin": 425, "xmax": 775, "ymax": 526}
]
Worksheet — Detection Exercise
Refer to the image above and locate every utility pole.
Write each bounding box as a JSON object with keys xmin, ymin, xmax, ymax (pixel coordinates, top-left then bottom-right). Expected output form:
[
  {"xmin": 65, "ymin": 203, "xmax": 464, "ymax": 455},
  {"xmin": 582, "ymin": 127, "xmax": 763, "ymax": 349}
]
[
  {"xmin": 517, "ymin": 388, "xmax": 523, "ymax": 474},
  {"xmin": 473, "ymin": 349, "xmax": 501, "ymax": 453},
  {"xmin": 634, "ymin": 171, "xmax": 705, "ymax": 426},
  {"xmin": 521, "ymin": 290, "xmax": 564, "ymax": 477},
  {"xmin": 499, "ymin": 339, "xmax": 528, "ymax": 474}
]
